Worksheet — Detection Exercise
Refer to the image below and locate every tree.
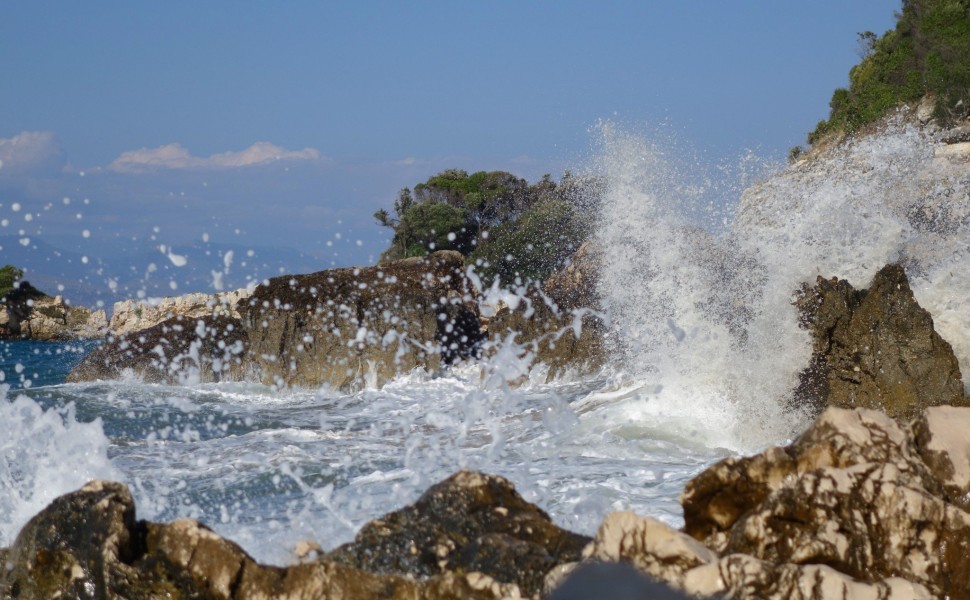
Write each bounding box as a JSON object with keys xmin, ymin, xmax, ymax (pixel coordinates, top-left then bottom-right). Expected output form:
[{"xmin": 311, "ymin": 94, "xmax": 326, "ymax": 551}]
[{"xmin": 0, "ymin": 265, "xmax": 23, "ymax": 301}]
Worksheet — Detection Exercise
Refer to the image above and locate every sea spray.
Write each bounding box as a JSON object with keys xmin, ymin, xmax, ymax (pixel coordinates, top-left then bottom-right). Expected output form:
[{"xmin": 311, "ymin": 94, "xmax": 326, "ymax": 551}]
[{"xmin": 0, "ymin": 387, "xmax": 121, "ymax": 546}]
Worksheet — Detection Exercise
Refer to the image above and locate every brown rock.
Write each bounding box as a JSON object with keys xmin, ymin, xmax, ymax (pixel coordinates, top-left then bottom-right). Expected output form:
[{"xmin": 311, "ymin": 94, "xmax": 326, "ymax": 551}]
[
  {"xmin": 66, "ymin": 314, "xmax": 248, "ymax": 384},
  {"xmin": 239, "ymin": 250, "xmax": 484, "ymax": 390},
  {"xmin": 793, "ymin": 263, "xmax": 967, "ymax": 421},
  {"xmin": 488, "ymin": 242, "xmax": 605, "ymax": 378},
  {"xmin": 326, "ymin": 470, "xmax": 590, "ymax": 598},
  {"xmin": 0, "ymin": 479, "xmax": 523, "ymax": 600}
]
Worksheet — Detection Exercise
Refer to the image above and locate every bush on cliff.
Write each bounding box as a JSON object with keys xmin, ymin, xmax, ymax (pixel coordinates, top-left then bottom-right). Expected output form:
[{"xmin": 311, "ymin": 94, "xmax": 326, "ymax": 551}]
[
  {"xmin": 0, "ymin": 264, "xmax": 23, "ymax": 301},
  {"xmin": 375, "ymin": 170, "xmax": 600, "ymax": 286},
  {"xmin": 809, "ymin": 0, "xmax": 970, "ymax": 144}
]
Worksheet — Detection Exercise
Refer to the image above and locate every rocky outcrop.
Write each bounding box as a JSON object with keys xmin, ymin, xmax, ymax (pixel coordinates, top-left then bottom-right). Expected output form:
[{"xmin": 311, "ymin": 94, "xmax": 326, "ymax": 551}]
[
  {"xmin": 327, "ymin": 470, "xmax": 590, "ymax": 598},
  {"xmin": 541, "ymin": 406, "xmax": 970, "ymax": 598},
  {"xmin": 0, "ymin": 280, "xmax": 107, "ymax": 341},
  {"xmin": 239, "ymin": 250, "xmax": 484, "ymax": 390},
  {"xmin": 66, "ymin": 314, "xmax": 248, "ymax": 384},
  {"xmin": 488, "ymin": 242, "xmax": 605, "ymax": 378},
  {"xmin": 793, "ymin": 263, "xmax": 967, "ymax": 420},
  {"xmin": 110, "ymin": 288, "xmax": 250, "ymax": 336},
  {"xmin": 0, "ymin": 472, "xmax": 590, "ymax": 600}
]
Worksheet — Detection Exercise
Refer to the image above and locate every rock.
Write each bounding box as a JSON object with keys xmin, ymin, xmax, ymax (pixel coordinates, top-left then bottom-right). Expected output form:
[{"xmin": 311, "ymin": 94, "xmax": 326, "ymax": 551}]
[
  {"xmin": 793, "ymin": 263, "xmax": 967, "ymax": 421},
  {"xmin": 488, "ymin": 242, "xmax": 605, "ymax": 378},
  {"xmin": 580, "ymin": 512, "xmax": 716, "ymax": 588},
  {"xmin": 110, "ymin": 289, "xmax": 250, "ymax": 336},
  {"xmin": 66, "ymin": 314, "xmax": 248, "ymax": 384},
  {"xmin": 0, "ymin": 284, "xmax": 107, "ymax": 341},
  {"xmin": 326, "ymin": 470, "xmax": 590, "ymax": 598},
  {"xmin": 912, "ymin": 405, "xmax": 970, "ymax": 511},
  {"xmin": 239, "ymin": 250, "xmax": 484, "ymax": 390},
  {"xmin": 0, "ymin": 479, "xmax": 517, "ymax": 600},
  {"xmin": 678, "ymin": 406, "xmax": 970, "ymax": 598}
]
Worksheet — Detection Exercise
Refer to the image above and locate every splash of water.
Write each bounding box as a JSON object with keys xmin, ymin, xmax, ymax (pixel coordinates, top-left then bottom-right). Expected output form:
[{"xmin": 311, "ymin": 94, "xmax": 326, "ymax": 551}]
[
  {"xmin": 592, "ymin": 116, "xmax": 970, "ymax": 451},
  {"xmin": 0, "ymin": 388, "xmax": 121, "ymax": 546}
]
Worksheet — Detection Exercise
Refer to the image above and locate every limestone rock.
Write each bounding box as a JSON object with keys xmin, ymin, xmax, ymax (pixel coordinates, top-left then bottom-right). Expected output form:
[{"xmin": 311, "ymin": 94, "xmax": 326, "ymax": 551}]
[
  {"xmin": 239, "ymin": 250, "xmax": 484, "ymax": 390},
  {"xmin": 109, "ymin": 288, "xmax": 250, "ymax": 336},
  {"xmin": 488, "ymin": 242, "xmax": 605, "ymax": 378},
  {"xmin": 66, "ymin": 314, "xmax": 248, "ymax": 384},
  {"xmin": 679, "ymin": 406, "xmax": 970, "ymax": 598},
  {"xmin": 912, "ymin": 405, "xmax": 970, "ymax": 510},
  {"xmin": 793, "ymin": 263, "xmax": 967, "ymax": 421},
  {"xmin": 580, "ymin": 512, "xmax": 716, "ymax": 588},
  {"xmin": 326, "ymin": 469, "xmax": 590, "ymax": 598},
  {"xmin": 0, "ymin": 286, "xmax": 107, "ymax": 341}
]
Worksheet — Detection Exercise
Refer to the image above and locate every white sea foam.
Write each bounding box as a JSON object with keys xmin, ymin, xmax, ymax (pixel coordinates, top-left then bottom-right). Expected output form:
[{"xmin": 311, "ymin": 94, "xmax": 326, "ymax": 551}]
[{"xmin": 0, "ymin": 388, "xmax": 121, "ymax": 546}]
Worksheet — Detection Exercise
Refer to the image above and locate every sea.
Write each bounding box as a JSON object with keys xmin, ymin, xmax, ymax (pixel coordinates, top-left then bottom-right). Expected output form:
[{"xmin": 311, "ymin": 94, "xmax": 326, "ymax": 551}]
[{"xmin": 3, "ymin": 121, "xmax": 970, "ymax": 566}]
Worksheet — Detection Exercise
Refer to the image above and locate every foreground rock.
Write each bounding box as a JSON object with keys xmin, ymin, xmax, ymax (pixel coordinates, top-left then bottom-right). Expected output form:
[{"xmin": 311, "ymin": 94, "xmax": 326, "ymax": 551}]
[
  {"xmin": 0, "ymin": 283, "xmax": 107, "ymax": 341},
  {"xmin": 66, "ymin": 314, "xmax": 248, "ymax": 383},
  {"xmin": 239, "ymin": 250, "xmax": 484, "ymax": 390},
  {"xmin": 0, "ymin": 473, "xmax": 590, "ymax": 600},
  {"xmin": 794, "ymin": 262, "xmax": 967, "ymax": 421},
  {"xmin": 327, "ymin": 470, "xmax": 590, "ymax": 598},
  {"xmin": 488, "ymin": 242, "xmax": 606, "ymax": 378}
]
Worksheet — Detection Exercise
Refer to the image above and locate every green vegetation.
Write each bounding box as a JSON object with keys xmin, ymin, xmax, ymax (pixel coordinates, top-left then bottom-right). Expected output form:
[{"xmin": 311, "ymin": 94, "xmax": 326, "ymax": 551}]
[
  {"xmin": 810, "ymin": 0, "xmax": 970, "ymax": 144},
  {"xmin": 0, "ymin": 265, "xmax": 23, "ymax": 301},
  {"xmin": 374, "ymin": 169, "xmax": 600, "ymax": 285}
]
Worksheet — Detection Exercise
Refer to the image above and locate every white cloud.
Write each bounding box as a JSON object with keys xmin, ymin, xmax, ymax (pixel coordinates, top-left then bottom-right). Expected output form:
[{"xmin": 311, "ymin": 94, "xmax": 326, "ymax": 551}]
[
  {"xmin": 0, "ymin": 131, "xmax": 66, "ymax": 176},
  {"xmin": 109, "ymin": 141, "xmax": 322, "ymax": 173}
]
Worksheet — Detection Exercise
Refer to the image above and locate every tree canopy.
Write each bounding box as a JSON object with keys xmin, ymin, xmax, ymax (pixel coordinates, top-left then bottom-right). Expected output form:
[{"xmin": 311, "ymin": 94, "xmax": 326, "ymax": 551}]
[
  {"xmin": 809, "ymin": 0, "xmax": 970, "ymax": 144},
  {"xmin": 0, "ymin": 265, "xmax": 23, "ymax": 302},
  {"xmin": 374, "ymin": 170, "xmax": 601, "ymax": 286}
]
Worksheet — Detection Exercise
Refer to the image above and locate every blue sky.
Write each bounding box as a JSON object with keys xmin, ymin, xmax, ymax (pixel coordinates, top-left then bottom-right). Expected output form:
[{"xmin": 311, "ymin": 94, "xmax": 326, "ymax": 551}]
[{"xmin": 1, "ymin": 2, "xmax": 899, "ymax": 301}]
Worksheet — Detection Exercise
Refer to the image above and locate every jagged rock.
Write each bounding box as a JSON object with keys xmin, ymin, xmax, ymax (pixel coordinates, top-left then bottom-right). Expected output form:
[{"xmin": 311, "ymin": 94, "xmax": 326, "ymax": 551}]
[
  {"xmin": 678, "ymin": 406, "xmax": 970, "ymax": 598},
  {"xmin": 66, "ymin": 314, "xmax": 248, "ymax": 384},
  {"xmin": 0, "ymin": 480, "xmax": 517, "ymax": 599},
  {"xmin": 912, "ymin": 405, "xmax": 970, "ymax": 511},
  {"xmin": 239, "ymin": 250, "xmax": 484, "ymax": 390},
  {"xmin": 488, "ymin": 242, "xmax": 605, "ymax": 378},
  {"xmin": 793, "ymin": 263, "xmax": 967, "ymax": 421},
  {"xmin": 110, "ymin": 288, "xmax": 250, "ymax": 336},
  {"xmin": 681, "ymin": 554, "xmax": 933, "ymax": 599},
  {"xmin": 326, "ymin": 470, "xmax": 590, "ymax": 598},
  {"xmin": 579, "ymin": 512, "xmax": 716, "ymax": 588},
  {"xmin": 0, "ymin": 285, "xmax": 107, "ymax": 341}
]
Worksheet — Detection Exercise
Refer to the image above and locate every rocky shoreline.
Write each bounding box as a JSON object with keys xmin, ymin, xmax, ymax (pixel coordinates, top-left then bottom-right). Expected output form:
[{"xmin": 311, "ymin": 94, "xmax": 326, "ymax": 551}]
[{"xmin": 4, "ymin": 253, "xmax": 970, "ymax": 597}]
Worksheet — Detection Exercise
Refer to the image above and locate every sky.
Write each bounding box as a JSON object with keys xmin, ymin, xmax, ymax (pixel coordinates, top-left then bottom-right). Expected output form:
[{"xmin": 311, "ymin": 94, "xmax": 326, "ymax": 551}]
[{"xmin": 1, "ymin": 1, "xmax": 900, "ymax": 304}]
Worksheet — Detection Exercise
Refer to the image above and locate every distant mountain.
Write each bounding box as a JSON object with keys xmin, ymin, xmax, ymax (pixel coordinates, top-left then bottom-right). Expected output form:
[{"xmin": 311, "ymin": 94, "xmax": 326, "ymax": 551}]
[{"xmin": 0, "ymin": 235, "xmax": 329, "ymax": 310}]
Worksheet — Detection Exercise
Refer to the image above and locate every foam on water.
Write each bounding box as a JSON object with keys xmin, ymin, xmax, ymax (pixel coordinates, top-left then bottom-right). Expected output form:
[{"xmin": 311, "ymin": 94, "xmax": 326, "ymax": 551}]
[{"xmin": 0, "ymin": 386, "xmax": 121, "ymax": 546}]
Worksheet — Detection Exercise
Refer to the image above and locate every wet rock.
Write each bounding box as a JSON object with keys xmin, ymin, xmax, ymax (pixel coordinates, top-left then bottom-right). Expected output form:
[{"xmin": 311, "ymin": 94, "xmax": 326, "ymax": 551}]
[
  {"xmin": 326, "ymin": 470, "xmax": 590, "ymax": 598},
  {"xmin": 547, "ymin": 562, "xmax": 692, "ymax": 600},
  {"xmin": 488, "ymin": 242, "xmax": 605, "ymax": 378},
  {"xmin": 110, "ymin": 288, "xmax": 250, "ymax": 336},
  {"xmin": 678, "ymin": 406, "xmax": 970, "ymax": 598},
  {"xmin": 793, "ymin": 263, "xmax": 967, "ymax": 421},
  {"xmin": 0, "ymin": 479, "xmax": 522, "ymax": 599},
  {"xmin": 66, "ymin": 314, "xmax": 249, "ymax": 384},
  {"xmin": 239, "ymin": 250, "xmax": 484, "ymax": 390}
]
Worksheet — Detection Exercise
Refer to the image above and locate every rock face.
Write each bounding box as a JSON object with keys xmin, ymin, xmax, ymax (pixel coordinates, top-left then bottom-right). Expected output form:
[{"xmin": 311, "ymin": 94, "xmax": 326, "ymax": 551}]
[
  {"xmin": 0, "ymin": 285, "xmax": 107, "ymax": 341},
  {"xmin": 0, "ymin": 473, "xmax": 586, "ymax": 600},
  {"xmin": 327, "ymin": 470, "xmax": 590, "ymax": 598},
  {"xmin": 239, "ymin": 250, "xmax": 484, "ymax": 390},
  {"xmin": 488, "ymin": 242, "xmax": 605, "ymax": 378},
  {"xmin": 66, "ymin": 315, "xmax": 248, "ymax": 384},
  {"xmin": 669, "ymin": 406, "xmax": 970, "ymax": 598},
  {"xmin": 109, "ymin": 289, "xmax": 250, "ymax": 336},
  {"xmin": 794, "ymin": 263, "xmax": 967, "ymax": 421}
]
